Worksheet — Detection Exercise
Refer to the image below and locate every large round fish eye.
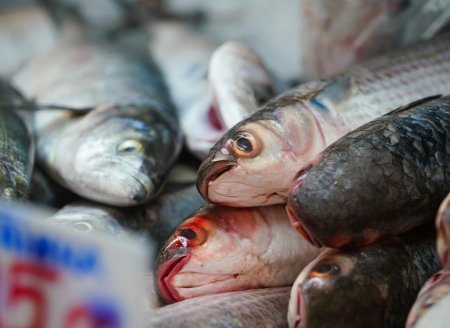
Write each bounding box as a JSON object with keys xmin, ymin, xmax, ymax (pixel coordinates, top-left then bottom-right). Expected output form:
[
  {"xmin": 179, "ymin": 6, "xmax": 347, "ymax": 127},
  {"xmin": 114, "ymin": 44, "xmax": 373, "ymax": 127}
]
[
  {"xmin": 176, "ymin": 226, "xmax": 207, "ymax": 246},
  {"xmin": 310, "ymin": 262, "xmax": 340, "ymax": 278},
  {"xmin": 117, "ymin": 140, "xmax": 144, "ymax": 155},
  {"xmin": 229, "ymin": 131, "xmax": 261, "ymax": 158}
]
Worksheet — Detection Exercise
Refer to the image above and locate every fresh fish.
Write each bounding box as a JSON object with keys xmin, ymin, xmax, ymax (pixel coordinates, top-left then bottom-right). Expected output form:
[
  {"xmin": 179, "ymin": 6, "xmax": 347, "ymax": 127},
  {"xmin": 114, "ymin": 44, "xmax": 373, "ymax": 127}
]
[
  {"xmin": 0, "ymin": 80, "xmax": 34, "ymax": 201},
  {"xmin": 0, "ymin": 4, "xmax": 57, "ymax": 76},
  {"xmin": 406, "ymin": 270, "xmax": 450, "ymax": 328},
  {"xmin": 156, "ymin": 205, "xmax": 321, "ymax": 303},
  {"xmin": 436, "ymin": 192, "xmax": 450, "ymax": 268},
  {"xmin": 287, "ymin": 95, "xmax": 450, "ymax": 248},
  {"xmin": 150, "ymin": 22, "xmax": 278, "ymax": 158},
  {"xmin": 288, "ymin": 227, "xmax": 440, "ymax": 328},
  {"xmin": 146, "ymin": 287, "xmax": 290, "ymax": 328},
  {"xmin": 14, "ymin": 37, "xmax": 182, "ymax": 206},
  {"xmin": 198, "ymin": 33, "xmax": 450, "ymax": 207}
]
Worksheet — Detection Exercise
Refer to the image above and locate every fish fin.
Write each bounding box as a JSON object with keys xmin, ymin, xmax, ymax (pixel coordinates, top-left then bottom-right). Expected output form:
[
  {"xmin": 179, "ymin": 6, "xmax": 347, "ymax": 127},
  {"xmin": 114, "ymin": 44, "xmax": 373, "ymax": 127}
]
[
  {"xmin": 307, "ymin": 75, "xmax": 354, "ymax": 112},
  {"xmin": 382, "ymin": 95, "xmax": 442, "ymax": 116}
]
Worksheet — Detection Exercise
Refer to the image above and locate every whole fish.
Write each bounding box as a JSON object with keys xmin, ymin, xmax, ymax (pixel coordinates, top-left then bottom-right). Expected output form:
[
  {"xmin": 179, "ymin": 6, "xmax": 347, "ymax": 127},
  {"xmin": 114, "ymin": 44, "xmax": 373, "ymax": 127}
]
[
  {"xmin": 406, "ymin": 270, "xmax": 450, "ymax": 328},
  {"xmin": 287, "ymin": 95, "xmax": 450, "ymax": 248},
  {"xmin": 197, "ymin": 33, "xmax": 450, "ymax": 207},
  {"xmin": 0, "ymin": 80, "xmax": 34, "ymax": 201},
  {"xmin": 150, "ymin": 22, "xmax": 278, "ymax": 158},
  {"xmin": 0, "ymin": 4, "xmax": 57, "ymax": 76},
  {"xmin": 156, "ymin": 205, "xmax": 321, "ymax": 303},
  {"xmin": 288, "ymin": 227, "xmax": 440, "ymax": 328},
  {"xmin": 146, "ymin": 287, "xmax": 290, "ymax": 328},
  {"xmin": 436, "ymin": 192, "xmax": 450, "ymax": 268},
  {"xmin": 14, "ymin": 37, "xmax": 182, "ymax": 206}
]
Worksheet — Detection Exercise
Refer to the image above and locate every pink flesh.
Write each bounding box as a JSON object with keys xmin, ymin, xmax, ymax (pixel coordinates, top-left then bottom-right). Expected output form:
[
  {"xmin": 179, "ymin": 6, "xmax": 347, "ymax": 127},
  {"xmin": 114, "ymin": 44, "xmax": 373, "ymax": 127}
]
[{"xmin": 157, "ymin": 256, "xmax": 189, "ymax": 303}]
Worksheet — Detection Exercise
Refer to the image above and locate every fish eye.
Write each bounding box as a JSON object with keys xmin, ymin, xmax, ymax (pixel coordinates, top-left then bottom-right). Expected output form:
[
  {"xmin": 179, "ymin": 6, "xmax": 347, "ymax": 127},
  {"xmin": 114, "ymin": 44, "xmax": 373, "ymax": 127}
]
[
  {"xmin": 117, "ymin": 140, "xmax": 143, "ymax": 155},
  {"xmin": 311, "ymin": 262, "xmax": 340, "ymax": 277},
  {"xmin": 71, "ymin": 222, "xmax": 93, "ymax": 232},
  {"xmin": 229, "ymin": 131, "xmax": 261, "ymax": 158},
  {"xmin": 177, "ymin": 226, "xmax": 207, "ymax": 246}
]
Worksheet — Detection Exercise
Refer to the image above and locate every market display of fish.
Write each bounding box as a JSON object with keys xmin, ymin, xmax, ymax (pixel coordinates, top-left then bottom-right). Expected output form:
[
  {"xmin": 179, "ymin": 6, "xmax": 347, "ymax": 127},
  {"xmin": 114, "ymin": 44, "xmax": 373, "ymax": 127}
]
[
  {"xmin": 13, "ymin": 36, "xmax": 182, "ymax": 206},
  {"xmin": 146, "ymin": 287, "xmax": 290, "ymax": 328},
  {"xmin": 287, "ymin": 227, "xmax": 440, "ymax": 328},
  {"xmin": 287, "ymin": 95, "xmax": 450, "ymax": 248},
  {"xmin": 0, "ymin": 79, "xmax": 34, "ymax": 201},
  {"xmin": 436, "ymin": 192, "xmax": 450, "ymax": 268},
  {"xmin": 197, "ymin": 33, "xmax": 450, "ymax": 207},
  {"xmin": 406, "ymin": 270, "xmax": 450, "ymax": 328},
  {"xmin": 156, "ymin": 204, "xmax": 321, "ymax": 303}
]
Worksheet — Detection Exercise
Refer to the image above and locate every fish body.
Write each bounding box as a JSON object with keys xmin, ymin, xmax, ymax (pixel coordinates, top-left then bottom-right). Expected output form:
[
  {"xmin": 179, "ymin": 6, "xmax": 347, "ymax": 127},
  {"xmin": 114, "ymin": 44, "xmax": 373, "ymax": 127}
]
[
  {"xmin": 287, "ymin": 95, "xmax": 450, "ymax": 248},
  {"xmin": 198, "ymin": 33, "xmax": 450, "ymax": 207},
  {"xmin": 14, "ymin": 38, "xmax": 182, "ymax": 206},
  {"xmin": 406, "ymin": 270, "xmax": 450, "ymax": 328},
  {"xmin": 436, "ymin": 192, "xmax": 450, "ymax": 268},
  {"xmin": 288, "ymin": 227, "xmax": 440, "ymax": 328},
  {"xmin": 156, "ymin": 205, "xmax": 321, "ymax": 303},
  {"xmin": 147, "ymin": 287, "xmax": 290, "ymax": 328},
  {"xmin": 0, "ymin": 80, "xmax": 34, "ymax": 200}
]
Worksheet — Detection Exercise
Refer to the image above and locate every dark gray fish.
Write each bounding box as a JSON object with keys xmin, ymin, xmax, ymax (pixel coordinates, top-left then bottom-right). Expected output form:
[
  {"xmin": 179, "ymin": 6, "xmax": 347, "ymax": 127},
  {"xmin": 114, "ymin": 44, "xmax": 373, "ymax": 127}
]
[
  {"xmin": 288, "ymin": 226, "xmax": 440, "ymax": 328},
  {"xmin": 0, "ymin": 79, "xmax": 34, "ymax": 200},
  {"xmin": 14, "ymin": 37, "xmax": 182, "ymax": 206},
  {"xmin": 146, "ymin": 287, "xmax": 290, "ymax": 328},
  {"xmin": 197, "ymin": 33, "xmax": 450, "ymax": 207},
  {"xmin": 406, "ymin": 270, "xmax": 450, "ymax": 328},
  {"xmin": 287, "ymin": 95, "xmax": 450, "ymax": 248}
]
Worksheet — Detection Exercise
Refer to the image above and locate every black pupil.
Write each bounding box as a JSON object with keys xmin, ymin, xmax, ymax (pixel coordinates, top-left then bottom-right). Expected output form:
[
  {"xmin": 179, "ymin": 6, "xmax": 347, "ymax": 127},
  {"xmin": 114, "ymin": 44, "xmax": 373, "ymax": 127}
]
[
  {"xmin": 315, "ymin": 263, "xmax": 340, "ymax": 274},
  {"xmin": 236, "ymin": 137, "xmax": 252, "ymax": 152},
  {"xmin": 180, "ymin": 228, "xmax": 197, "ymax": 240},
  {"xmin": 122, "ymin": 146, "xmax": 136, "ymax": 153}
]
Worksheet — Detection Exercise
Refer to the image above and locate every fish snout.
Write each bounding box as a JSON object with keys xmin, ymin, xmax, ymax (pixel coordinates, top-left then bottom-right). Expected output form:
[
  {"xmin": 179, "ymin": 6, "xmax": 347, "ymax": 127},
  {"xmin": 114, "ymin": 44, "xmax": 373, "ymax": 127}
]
[
  {"xmin": 197, "ymin": 154, "xmax": 236, "ymax": 201},
  {"xmin": 286, "ymin": 198, "xmax": 322, "ymax": 247}
]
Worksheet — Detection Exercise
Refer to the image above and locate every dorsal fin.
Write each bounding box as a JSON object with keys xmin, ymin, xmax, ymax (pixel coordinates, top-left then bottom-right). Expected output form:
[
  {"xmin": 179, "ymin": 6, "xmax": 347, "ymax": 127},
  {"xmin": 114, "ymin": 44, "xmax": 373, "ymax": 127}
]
[
  {"xmin": 382, "ymin": 95, "xmax": 442, "ymax": 117},
  {"xmin": 307, "ymin": 75, "xmax": 354, "ymax": 111}
]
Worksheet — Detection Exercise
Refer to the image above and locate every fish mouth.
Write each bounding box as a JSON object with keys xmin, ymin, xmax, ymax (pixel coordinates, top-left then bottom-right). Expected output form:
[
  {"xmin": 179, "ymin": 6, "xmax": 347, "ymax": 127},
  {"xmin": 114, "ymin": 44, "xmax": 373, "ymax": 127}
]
[
  {"xmin": 197, "ymin": 159, "xmax": 236, "ymax": 201},
  {"xmin": 286, "ymin": 202, "xmax": 321, "ymax": 247},
  {"xmin": 156, "ymin": 255, "xmax": 189, "ymax": 303},
  {"xmin": 294, "ymin": 288, "xmax": 304, "ymax": 328}
]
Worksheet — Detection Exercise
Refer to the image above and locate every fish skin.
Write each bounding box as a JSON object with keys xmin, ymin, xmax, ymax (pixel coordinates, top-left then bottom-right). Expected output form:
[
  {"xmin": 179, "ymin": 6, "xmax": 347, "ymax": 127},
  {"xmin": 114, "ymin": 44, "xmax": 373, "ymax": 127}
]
[
  {"xmin": 156, "ymin": 204, "xmax": 321, "ymax": 303},
  {"xmin": 13, "ymin": 37, "xmax": 182, "ymax": 206},
  {"xmin": 146, "ymin": 287, "xmax": 290, "ymax": 328},
  {"xmin": 287, "ymin": 95, "xmax": 450, "ymax": 249},
  {"xmin": 436, "ymin": 192, "xmax": 450, "ymax": 269},
  {"xmin": 288, "ymin": 226, "xmax": 440, "ymax": 328},
  {"xmin": 0, "ymin": 79, "xmax": 34, "ymax": 201},
  {"xmin": 197, "ymin": 33, "xmax": 450, "ymax": 207},
  {"xmin": 406, "ymin": 270, "xmax": 450, "ymax": 328}
]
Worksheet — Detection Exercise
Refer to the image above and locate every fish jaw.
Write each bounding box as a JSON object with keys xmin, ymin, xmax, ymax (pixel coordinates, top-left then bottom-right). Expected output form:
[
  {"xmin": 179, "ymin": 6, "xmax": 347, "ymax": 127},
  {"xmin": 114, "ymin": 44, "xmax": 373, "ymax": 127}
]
[{"xmin": 157, "ymin": 254, "xmax": 190, "ymax": 303}]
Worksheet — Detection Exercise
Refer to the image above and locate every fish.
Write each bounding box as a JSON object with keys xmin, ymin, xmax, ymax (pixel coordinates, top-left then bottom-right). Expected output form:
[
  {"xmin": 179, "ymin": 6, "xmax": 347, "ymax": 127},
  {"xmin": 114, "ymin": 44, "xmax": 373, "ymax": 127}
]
[
  {"xmin": 286, "ymin": 95, "xmax": 450, "ymax": 248},
  {"xmin": 287, "ymin": 226, "xmax": 440, "ymax": 328},
  {"xmin": 197, "ymin": 32, "xmax": 450, "ymax": 207},
  {"xmin": 406, "ymin": 270, "xmax": 450, "ymax": 328},
  {"xmin": 0, "ymin": 4, "xmax": 57, "ymax": 77},
  {"xmin": 436, "ymin": 192, "xmax": 450, "ymax": 268},
  {"xmin": 150, "ymin": 22, "xmax": 278, "ymax": 159},
  {"xmin": 146, "ymin": 287, "xmax": 290, "ymax": 328},
  {"xmin": 156, "ymin": 204, "xmax": 321, "ymax": 303},
  {"xmin": 0, "ymin": 79, "xmax": 34, "ymax": 201},
  {"xmin": 13, "ymin": 37, "xmax": 182, "ymax": 206}
]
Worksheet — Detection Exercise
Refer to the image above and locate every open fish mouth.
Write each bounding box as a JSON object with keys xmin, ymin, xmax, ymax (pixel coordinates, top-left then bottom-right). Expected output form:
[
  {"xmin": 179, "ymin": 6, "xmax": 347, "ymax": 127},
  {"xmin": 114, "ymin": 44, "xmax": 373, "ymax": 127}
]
[
  {"xmin": 157, "ymin": 255, "xmax": 189, "ymax": 303},
  {"xmin": 197, "ymin": 160, "xmax": 236, "ymax": 200}
]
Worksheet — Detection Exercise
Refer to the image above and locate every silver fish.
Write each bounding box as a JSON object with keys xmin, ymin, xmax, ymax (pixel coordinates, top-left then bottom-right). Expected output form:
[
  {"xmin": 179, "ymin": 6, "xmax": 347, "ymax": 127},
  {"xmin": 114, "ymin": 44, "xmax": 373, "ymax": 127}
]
[
  {"xmin": 14, "ymin": 37, "xmax": 182, "ymax": 206},
  {"xmin": 198, "ymin": 32, "xmax": 450, "ymax": 207}
]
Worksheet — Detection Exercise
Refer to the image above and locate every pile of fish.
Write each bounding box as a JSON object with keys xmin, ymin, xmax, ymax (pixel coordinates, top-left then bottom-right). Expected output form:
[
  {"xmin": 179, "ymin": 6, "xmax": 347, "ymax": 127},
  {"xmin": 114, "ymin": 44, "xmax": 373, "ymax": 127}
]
[{"xmin": 1, "ymin": 1, "xmax": 450, "ymax": 327}]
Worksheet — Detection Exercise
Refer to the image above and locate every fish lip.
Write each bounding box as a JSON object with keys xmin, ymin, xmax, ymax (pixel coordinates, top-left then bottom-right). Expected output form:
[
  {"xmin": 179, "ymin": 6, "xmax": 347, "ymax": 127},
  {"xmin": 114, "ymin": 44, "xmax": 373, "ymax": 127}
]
[
  {"xmin": 156, "ymin": 255, "xmax": 189, "ymax": 303},
  {"xmin": 197, "ymin": 159, "xmax": 236, "ymax": 201},
  {"xmin": 286, "ymin": 201, "xmax": 322, "ymax": 247},
  {"xmin": 294, "ymin": 287, "xmax": 304, "ymax": 328}
]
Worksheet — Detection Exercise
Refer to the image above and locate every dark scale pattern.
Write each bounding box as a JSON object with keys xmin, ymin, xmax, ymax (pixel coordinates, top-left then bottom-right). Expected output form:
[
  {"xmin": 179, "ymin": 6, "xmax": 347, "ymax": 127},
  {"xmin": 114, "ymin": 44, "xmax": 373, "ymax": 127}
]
[{"xmin": 289, "ymin": 96, "xmax": 450, "ymax": 248}]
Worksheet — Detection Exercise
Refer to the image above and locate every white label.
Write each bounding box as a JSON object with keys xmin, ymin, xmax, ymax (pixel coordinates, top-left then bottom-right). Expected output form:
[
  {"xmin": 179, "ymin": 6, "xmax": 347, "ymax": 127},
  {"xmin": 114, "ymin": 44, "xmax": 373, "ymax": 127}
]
[{"xmin": 0, "ymin": 201, "xmax": 149, "ymax": 328}]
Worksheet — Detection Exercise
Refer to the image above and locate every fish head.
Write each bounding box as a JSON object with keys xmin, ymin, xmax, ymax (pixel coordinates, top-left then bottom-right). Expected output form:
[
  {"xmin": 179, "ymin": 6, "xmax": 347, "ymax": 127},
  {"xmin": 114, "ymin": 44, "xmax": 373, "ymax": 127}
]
[
  {"xmin": 197, "ymin": 99, "xmax": 326, "ymax": 207},
  {"xmin": 156, "ymin": 205, "xmax": 272, "ymax": 303},
  {"xmin": 288, "ymin": 249, "xmax": 385, "ymax": 328},
  {"xmin": 436, "ymin": 194, "xmax": 450, "ymax": 267},
  {"xmin": 64, "ymin": 105, "xmax": 180, "ymax": 206}
]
